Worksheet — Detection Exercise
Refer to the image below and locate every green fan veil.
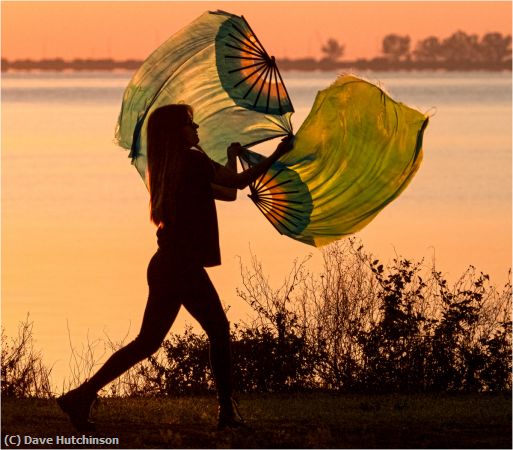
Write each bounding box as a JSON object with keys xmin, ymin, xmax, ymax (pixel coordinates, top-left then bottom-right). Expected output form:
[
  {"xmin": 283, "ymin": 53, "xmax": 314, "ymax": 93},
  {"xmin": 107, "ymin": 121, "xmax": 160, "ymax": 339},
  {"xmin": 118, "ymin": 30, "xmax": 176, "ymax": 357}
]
[{"xmin": 115, "ymin": 10, "xmax": 293, "ymax": 183}]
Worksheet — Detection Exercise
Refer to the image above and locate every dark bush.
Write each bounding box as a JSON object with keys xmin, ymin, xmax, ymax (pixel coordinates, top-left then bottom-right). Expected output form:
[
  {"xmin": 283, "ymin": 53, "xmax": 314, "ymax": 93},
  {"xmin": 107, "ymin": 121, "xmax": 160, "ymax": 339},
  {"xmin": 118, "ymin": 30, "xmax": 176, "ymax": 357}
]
[
  {"xmin": 124, "ymin": 240, "xmax": 511, "ymax": 396},
  {"xmin": 3, "ymin": 242, "xmax": 510, "ymax": 398},
  {"xmin": 1, "ymin": 318, "xmax": 52, "ymax": 398}
]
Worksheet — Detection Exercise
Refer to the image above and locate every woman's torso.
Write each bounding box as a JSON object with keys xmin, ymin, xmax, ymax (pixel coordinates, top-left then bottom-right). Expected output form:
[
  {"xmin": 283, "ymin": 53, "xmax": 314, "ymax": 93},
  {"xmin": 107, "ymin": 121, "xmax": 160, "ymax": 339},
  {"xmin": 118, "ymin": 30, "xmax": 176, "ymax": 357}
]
[{"xmin": 156, "ymin": 149, "xmax": 221, "ymax": 267}]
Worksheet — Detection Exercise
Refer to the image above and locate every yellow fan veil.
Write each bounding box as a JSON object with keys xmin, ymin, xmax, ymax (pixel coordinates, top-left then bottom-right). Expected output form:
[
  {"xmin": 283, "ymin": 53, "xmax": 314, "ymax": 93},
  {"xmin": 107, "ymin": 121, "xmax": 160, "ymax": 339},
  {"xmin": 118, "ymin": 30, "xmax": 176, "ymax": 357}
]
[{"xmin": 245, "ymin": 75, "xmax": 428, "ymax": 246}]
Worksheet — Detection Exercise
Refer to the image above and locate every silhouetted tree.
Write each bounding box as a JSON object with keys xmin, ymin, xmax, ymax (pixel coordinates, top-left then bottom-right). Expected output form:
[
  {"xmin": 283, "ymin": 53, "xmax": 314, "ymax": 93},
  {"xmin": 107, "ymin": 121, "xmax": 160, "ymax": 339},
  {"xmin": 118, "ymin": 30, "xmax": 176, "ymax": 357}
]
[
  {"xmin": 382, "ymin": 34, "xmax": 411, "ymax": 61},
  {"xmin": 413, "ymin": 36, "xmax": 443, "ymax": 62},
  {"xmin": 440, "ymin": 31, "xmax": 480, "ymax": 62},
  {"xmin": 321, "ymin": 38, "xmax": 345, "ymax": 61},
  {"xmin": 479, "ymin": 32, "xmax": 512, "ymax": 63}
]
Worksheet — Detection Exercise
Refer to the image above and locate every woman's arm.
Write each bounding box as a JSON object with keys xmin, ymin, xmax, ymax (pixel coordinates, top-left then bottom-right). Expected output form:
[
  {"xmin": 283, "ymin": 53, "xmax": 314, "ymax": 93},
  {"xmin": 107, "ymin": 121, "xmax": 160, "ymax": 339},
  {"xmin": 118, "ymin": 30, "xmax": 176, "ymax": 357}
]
[
  {"xmin": 211, "ymin": 146, "xmax": 238, "ymax": 201},
  {"xmin": 213, "ymin": 136, "xmax": 294, "ymax": 190}
]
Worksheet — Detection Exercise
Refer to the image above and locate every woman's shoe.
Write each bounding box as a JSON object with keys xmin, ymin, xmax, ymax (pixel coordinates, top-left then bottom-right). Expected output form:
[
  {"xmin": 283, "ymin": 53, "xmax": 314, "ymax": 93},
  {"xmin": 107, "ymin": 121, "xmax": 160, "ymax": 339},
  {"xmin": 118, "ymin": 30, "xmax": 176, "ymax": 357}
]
[
  {"xmin": 217, "ymin": 398, "xmax": 249, "ymax": 430},
  {"xmin": 57, "ymin": 387, "xmax": 97, "ymax": 431},
  {"xmin": 217, "ymin": 413, "xmax": 247, "ymax": 430}
]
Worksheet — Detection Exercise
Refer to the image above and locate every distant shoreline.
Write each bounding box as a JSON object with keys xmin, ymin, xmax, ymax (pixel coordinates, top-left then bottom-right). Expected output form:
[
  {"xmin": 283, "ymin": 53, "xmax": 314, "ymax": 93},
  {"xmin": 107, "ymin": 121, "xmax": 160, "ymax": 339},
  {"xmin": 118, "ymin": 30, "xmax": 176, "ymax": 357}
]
[{"xmin": 1, "ymin": 58, "xmax": 511, "ymax": 73}]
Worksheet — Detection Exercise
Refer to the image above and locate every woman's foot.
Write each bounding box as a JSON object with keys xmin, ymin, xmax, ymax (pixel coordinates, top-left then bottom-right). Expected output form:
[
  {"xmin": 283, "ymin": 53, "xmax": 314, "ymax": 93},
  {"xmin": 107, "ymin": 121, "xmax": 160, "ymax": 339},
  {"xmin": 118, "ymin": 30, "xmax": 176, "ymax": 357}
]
[
  {"xmin": 217, "ymin": 398, "xmax": 249, "ymax": 430},
  {"xmin": 57, "ymin": 387, "xmax": 97, "ymax": 431}
]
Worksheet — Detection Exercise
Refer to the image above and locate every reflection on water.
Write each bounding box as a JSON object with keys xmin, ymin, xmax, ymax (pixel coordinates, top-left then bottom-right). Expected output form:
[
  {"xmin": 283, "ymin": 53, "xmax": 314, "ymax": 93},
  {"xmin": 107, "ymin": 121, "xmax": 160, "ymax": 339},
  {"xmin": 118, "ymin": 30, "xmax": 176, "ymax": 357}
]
[{"xmin": 2, "ymin": 71, "xmax": 511, "ymax": 387}]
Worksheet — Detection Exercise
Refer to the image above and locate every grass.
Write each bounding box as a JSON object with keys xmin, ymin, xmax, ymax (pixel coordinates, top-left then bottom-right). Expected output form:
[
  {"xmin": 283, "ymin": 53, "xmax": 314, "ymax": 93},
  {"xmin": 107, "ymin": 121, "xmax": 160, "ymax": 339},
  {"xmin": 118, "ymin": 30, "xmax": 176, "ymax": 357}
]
[{"xmin": 2, "ymin": 392, "xmax": 511, "ymax": 448}]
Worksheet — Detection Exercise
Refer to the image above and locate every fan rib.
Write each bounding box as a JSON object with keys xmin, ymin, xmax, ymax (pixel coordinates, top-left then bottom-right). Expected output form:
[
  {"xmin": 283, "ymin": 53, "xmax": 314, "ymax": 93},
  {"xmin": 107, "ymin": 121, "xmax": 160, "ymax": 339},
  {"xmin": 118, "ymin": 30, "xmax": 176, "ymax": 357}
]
[
  {"xmin": 255, "ymin": 198, "xmax": 306, "ymax": 223},
  {"xmin": 257, "ymin": 198, "xmax": 305, "ymax": 214},
  {"xmin": 225, "ymin": 55, "xmax": 267, "ymax": 61},
  {"xmin": 246, "ymin": 64, "xmax": 271, "ymax": 102},
  {"xmin": 262, "ymin": 180, "xmax": 294, "ymax": 192},
  {"xmin": 234, "ymin": 61, "xmax": 268, "ymax": 89},
  {"xmin": 227, "ymin": 32, "xmax": 265, "ymax": 57},
  {"xmin": 252, "ymin": 170, "xmax": 268, "ymax": 192},
  {"xmin": 231, "ymin": 22, "xmax": 267, "ymax": 55},
  {"xmin": 256, "ymin": 202, "xmax": 299, "ymax": 230},
  {"xmin": 273, "ymin": 66, "xmax": 283, "ymax": 114},
  {"xmin": 254, "ymin": 167, "xmax": 284, "ymax": 191},
  {"xmin": 274, "ymin": 66, "xmax": 285, "ymax": 114},
  {"xmin": 225, "ymin": 43, "xmax": 263, "ymax": 59},
  {"xmin": 228, "ymin": 59, "xmax": 267, "ymax": 74},
  {"xmin": 255, "ymin": 205, "xmax": 303, "ymax": 227},
  {"xmin": 253, "ymin": 192, "xmax": 302, "ymax": 203},
  {"xmin": 252, "ymin": 64, "xmax": 271, "ymax": 109},
  {"xmin": 274, "ymin": 64, "xmax": 294, "ymax": 112},
  {"xmin": 239, "ymin": 18, "xmax": 272, "ymax": 61},
  {"xmin": 265, "ymin": 66, "xmax": 273, "ymax": 113},
  {"xmin": 251, "ymin": 199, "xmax": 288, "ymax": 235}
]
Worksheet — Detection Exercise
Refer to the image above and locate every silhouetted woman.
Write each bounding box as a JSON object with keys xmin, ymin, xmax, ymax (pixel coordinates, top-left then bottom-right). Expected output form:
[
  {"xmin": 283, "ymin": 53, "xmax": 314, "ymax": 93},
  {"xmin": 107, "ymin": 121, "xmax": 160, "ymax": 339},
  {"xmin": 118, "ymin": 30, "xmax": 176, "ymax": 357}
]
[{"xmin": 58, "ymin": 104, "xmax": 293, "ymax": 431}]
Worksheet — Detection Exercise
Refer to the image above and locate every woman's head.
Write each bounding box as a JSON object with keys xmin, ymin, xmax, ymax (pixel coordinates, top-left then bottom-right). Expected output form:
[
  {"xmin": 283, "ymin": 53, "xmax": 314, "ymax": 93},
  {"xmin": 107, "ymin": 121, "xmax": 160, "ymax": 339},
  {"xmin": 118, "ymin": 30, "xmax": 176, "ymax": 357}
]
[
  {"xmin": 147, "ymin": 104, "xmax": 198, "ymax": 225},
  {"xmin": 147, "ymin": 104, "xmax": 198, "ymax": 151}
]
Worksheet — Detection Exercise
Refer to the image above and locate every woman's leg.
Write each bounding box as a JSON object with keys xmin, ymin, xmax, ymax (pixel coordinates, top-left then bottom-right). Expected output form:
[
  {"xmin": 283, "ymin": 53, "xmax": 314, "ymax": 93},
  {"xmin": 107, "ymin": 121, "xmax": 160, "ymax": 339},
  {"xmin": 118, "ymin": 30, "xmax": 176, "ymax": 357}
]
[
  {"xmin": 81, "ymin": 285, "xmax": 181, "ymax": 394},
  {"xmin": 81, "ymin": 251, "xmax": 182, "ymax": 394},
  {"xmin": 181, "ymin": 267, "xmax": 233, "ymax": 405},
  {"xmin": 58, "ymin": 251, "xmax": 181, "ymax": 430}
]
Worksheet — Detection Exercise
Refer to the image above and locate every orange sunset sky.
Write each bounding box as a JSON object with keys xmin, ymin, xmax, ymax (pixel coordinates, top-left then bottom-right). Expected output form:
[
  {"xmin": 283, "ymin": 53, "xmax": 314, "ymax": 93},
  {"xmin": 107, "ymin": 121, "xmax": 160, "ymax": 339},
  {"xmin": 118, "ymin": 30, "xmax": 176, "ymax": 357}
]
[{"xmin": 1, "ymin": 1, "xmax": 512, "ymax": 61}]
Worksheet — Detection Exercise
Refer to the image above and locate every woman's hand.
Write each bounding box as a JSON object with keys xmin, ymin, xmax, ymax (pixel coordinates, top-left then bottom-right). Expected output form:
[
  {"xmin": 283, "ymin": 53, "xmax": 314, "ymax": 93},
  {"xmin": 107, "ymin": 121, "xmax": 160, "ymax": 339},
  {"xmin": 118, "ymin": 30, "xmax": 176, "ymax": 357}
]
[
  {"xmin": 227, "ymin": 142, "xmax": 244, "ymax": 160},
  {"xmin": 275, "ymin": 135, "xmax": 295, "ymax": 157}
]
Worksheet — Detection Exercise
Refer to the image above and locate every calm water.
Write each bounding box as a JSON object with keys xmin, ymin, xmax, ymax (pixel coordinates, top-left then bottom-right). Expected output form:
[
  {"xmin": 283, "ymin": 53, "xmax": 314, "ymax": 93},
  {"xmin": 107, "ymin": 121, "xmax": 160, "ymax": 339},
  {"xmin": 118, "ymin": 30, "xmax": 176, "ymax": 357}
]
[{"xmin": 2, "ymin": 71, "xmax": 511, "ymax": 388}]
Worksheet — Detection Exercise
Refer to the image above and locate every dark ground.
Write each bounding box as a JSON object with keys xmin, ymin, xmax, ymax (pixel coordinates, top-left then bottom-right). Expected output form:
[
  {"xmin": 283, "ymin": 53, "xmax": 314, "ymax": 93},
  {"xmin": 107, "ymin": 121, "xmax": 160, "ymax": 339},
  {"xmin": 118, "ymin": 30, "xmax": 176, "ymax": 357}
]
[{"xmin": 2, "ymin": 392, "xmax": 511, "ymax": 449}]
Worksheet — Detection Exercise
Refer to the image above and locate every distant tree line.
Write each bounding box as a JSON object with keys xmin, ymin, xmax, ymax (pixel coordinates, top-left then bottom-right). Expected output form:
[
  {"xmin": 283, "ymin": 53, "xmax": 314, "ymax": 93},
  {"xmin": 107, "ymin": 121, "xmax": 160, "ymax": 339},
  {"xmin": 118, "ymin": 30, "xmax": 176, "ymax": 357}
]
[
  {"xmin": 380, "ymin": 31, "xmax": 511, "ymax": 68},
  {"xmin": 1, "ymin": 31, "xmax": 511, "ymax": 72},
  {"xmin": 0, "ymin": 58, "xmax": 142, "ymax": 72},
  {"xmin": 279, "ymin": 31, "xmax": 511, "ymax": 71}
]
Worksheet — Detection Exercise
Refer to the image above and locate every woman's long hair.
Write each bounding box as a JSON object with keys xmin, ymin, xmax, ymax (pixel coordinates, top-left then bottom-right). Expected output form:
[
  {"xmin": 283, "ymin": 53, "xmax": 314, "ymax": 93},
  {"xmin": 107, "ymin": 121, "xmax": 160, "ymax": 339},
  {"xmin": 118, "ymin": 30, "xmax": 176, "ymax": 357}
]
[{"xmin": 146, "ymin": 104, "xmax": 193, "ymax": 226}]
